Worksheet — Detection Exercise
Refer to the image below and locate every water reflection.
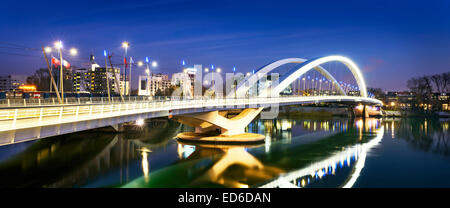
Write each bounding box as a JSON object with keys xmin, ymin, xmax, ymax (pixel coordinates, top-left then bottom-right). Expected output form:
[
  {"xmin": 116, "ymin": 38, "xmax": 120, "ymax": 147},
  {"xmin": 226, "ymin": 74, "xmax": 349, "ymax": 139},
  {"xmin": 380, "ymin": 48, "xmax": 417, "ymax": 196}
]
[
  {"xmin": 123, "ymin": 118, "xmax": 384, "ymax": 188},
  {"xmin": 384, "ymin": 118, "xmax": 450, "ymax": 156},
  {"xmin": 0, "ymin": 132, "xmax": 120, "ymax": 187},
  {"xmin": 0, "ymin": 116, "xmax": 448, "ymax": 188},
  {"xmin": 260, "ymin": 124, "xmax": 384, "ymax": 188}
]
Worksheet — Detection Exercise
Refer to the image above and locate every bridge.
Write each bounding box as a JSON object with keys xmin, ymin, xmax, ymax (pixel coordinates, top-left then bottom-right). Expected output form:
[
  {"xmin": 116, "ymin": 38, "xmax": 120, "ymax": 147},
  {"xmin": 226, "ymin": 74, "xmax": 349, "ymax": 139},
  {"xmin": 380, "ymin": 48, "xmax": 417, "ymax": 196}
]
[{"xmin": 0, "ymin": 55, "xmax": 382, "ymax": 146}]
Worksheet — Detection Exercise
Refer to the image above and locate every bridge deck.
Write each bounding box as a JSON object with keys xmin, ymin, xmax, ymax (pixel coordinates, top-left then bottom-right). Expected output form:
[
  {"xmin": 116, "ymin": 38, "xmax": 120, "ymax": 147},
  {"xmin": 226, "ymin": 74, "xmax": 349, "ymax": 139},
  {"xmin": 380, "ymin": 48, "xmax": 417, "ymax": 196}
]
[{"xmin": 0, "ymin": 96, "xmax": 382, "ymax": 146}]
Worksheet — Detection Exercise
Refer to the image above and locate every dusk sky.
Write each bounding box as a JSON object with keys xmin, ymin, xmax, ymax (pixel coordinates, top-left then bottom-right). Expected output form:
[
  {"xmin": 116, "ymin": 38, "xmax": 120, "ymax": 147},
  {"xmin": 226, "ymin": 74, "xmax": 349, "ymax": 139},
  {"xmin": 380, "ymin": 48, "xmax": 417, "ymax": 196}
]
[{"xmin": 0, "ymin": 0, "xmax": 449, "ymax": 91}]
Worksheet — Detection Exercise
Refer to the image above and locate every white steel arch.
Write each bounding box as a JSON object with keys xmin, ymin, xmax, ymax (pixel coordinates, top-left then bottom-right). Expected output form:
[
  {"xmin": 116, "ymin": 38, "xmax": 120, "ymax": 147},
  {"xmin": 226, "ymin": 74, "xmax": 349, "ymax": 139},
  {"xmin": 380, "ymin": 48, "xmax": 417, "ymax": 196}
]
[{"xmin": 236, "ymin": 55, "xmax": 368, "ymax": 98}]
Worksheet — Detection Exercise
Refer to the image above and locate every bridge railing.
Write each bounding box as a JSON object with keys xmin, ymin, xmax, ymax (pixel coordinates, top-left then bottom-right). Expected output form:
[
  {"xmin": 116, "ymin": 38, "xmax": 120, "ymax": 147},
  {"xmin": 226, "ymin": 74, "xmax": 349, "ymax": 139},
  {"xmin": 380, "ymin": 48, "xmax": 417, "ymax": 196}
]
[
  {"xmin": 0, "ymin": 93, "xmax": 363, "ymax": 108},
  {"xmin": 0, "ymin": 96, "xmax": 381, "ymax": 124}
]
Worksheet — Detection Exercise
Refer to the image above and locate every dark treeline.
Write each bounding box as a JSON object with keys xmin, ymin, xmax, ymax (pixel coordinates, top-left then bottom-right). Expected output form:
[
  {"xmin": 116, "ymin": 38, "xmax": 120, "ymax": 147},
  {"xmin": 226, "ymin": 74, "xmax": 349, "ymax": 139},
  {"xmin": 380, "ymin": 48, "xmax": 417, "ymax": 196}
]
[{"xmin": 407, "ymin": 72, "xmax": 449, "ymax": 111}]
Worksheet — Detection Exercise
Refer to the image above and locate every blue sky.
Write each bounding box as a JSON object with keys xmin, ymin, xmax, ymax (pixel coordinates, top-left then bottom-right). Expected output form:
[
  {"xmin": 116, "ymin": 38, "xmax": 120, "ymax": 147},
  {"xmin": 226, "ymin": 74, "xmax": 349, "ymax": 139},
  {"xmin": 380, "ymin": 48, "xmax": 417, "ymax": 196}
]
[{"xmin": 0, "ymin": 0, "xmax": 449, "ymax": 90}]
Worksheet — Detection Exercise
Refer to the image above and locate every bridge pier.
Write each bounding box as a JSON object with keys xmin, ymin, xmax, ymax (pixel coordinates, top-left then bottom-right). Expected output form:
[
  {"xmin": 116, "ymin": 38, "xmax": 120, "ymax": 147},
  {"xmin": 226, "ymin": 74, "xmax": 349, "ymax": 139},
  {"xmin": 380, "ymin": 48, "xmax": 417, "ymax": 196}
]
[
  {"xmin": 362, "ymin": 105, "xmax": 369, "ymax": 118},
  {"xmin": 111, "ymin": 124, "xmax": 125, "ymax": 132},
  {"xmin": 348, "ymin": 106, "xmax": 356, "ymax": 118},
  {"xmin": 173, "ymin": 108, "xmax": 265, "ymax": 143}
]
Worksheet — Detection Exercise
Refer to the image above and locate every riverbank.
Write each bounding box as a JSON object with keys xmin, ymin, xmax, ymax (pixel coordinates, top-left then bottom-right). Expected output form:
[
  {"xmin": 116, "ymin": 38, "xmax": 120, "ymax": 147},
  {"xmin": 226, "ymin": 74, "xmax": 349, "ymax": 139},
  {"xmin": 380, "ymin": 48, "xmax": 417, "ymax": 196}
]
[
  {"xmin": 279, "ymin": 105, "xmax": 348, "ymax": 117},
  {"xmin": 382, "ymin": 110, "xmax": 450, "ymax": 118}
]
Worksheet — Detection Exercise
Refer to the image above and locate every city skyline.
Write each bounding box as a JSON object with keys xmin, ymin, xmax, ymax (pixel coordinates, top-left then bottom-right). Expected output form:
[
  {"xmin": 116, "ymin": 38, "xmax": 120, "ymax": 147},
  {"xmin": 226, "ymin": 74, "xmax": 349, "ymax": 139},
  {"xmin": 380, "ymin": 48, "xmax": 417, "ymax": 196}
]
[{"xmin": 0, "ymin": 0, "xmax": 449, "ymax": 91}]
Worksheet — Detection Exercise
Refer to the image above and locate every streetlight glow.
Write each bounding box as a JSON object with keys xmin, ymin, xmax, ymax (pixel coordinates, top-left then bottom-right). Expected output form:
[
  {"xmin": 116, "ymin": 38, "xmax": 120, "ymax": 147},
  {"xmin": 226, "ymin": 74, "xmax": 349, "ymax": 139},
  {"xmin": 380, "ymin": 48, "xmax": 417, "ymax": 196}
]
[
  {"xmin": 151, "ymin": 61, "xmax": 158, "ymax": 67},
  {"xmin": 44, "ymin": 47, "xmax": 52, "ymax": 53},
  {"xmin": 216, "ymin": 68, "xmax": 221, "ymax": 73},
  {"xmin": 204, "ymin": 68, "xmax": 209, "ymax": 72},
  {"xmin": 54, "ymin": 41, "xmax": 62, "ymax": 49},
  {"xmin": 138, "ymin": 61, "xmax": 143, "ymax": 67},
  {"xmin": 122, "ymin": 41, "xmax": 129, "ymax": 48},
  {"xmin": 70, "ymin": 48, "xmax": 77, "ymax": 55}
]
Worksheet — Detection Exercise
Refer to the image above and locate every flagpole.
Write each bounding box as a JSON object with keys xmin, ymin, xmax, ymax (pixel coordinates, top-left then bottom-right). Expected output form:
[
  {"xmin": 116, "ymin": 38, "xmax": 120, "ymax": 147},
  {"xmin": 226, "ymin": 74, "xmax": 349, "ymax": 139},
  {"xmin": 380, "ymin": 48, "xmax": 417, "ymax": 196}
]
[
  {"xmin": 105, "ymin": 50, "xmax": 111, "ymax": 103},
  {"xmin": 124, "ymin": 57, "xmax": 127, "ymax": 96},
  {"xmin": 58, "ymin": 43, "xmax": 64, "ymax": 104},
  {"xmin": 42, "ymin": 47, "xmax": 62, "ymax": 104},
  {"xmin": 129, "ymin": 57, "xmax": 132, "ymax": 96},
  {"xmin": 49, "ymin": 52, "xmax": 53, "ymax": 92}
]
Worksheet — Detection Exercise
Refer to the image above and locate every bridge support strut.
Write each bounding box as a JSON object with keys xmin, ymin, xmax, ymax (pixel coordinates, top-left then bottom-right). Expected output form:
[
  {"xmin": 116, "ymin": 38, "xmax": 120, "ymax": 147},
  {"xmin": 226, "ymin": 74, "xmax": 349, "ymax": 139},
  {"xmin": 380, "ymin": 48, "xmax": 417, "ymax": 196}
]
[{"xmin": 173, "ymin": 108, "xmax": 265, "ymax": 143}]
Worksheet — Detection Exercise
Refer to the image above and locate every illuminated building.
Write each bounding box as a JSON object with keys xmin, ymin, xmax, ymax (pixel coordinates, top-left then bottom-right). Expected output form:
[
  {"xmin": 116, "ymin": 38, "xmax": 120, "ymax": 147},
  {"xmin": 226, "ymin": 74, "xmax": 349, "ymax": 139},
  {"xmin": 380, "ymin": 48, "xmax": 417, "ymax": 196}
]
[
  {"xmin": 138, "ymin": 73, "xmax": 171, "ymax": 96},
  {"xmin": 172, "ymin": 65, "xmax": 201, "ymax": 97},
  {"xmin": 72, "ymin": 68, "xmax": 90, "ymax": 93},
  {"xmin": 90, "ymin": 67, "xmax": 121, "ymax": 95},
  {"xmin": 0, "ymin": 74, "xmax": 27, "ymax": 91}
]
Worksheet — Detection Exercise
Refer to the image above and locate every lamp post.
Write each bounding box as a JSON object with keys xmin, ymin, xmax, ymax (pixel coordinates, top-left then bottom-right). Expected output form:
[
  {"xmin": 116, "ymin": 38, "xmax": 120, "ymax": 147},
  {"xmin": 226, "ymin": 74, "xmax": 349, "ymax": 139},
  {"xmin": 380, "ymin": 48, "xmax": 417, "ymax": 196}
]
[
  {"xmin": 233, "ymin": 66, "xmax": 236, "ymax": 99},
  {"xmin": 104, "ymin": 50, "xmax": 111, "ymax": 103},
  {"xmin": 146, "ymin": 57, "xmax": 151, "ymax": 97},
  {"xmin": 211, "ymin": 64, "xmax": 215, "ymax": 91},
  {"xmin": 53, "ymin": 41, "xmax": 76, "ymax": 104},
  {"xmin": 44, "ymin": 46, "xmax": 53, "ymax": 92},
  {"xmin": 42, "ymin": 46, "xmax": 62, "ymax": 104},
  {"xmin": 122, "ymin": 41, "xmax": 129, "ymax": 96},
  {"xmin": 54, "ymin": 41, "xmax": 64, "ymax": 103},
  {"xmin": 302, "ymin": 77, "xmax": 306, "ymax": 95}
]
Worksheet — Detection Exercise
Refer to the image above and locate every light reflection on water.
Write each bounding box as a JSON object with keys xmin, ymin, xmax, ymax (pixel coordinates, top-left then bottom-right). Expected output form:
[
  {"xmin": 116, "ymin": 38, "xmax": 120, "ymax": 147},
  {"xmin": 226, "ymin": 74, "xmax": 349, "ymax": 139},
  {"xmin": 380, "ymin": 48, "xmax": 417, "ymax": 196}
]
[{"xmin": 0, "ymin": 117, "xmax": 448, "ymax": 188}]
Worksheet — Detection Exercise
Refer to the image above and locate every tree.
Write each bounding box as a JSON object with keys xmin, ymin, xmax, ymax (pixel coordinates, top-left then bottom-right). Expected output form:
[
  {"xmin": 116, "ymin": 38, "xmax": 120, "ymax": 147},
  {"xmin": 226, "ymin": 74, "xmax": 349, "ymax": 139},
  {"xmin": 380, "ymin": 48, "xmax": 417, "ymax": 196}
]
[
  {"xmin": 442, "ymin": 72, "xmax": 449, "ymax": 93},
  {"xmin": 430, "ymin": 74, "xmax": 444, "ymax": 93},
  {"xmin": 154, "ymin": 88, "xmax": 163, "ymax": 97},
  {"xmin": 407, "ymin": 75, "xmax": 436, "ymax": 111},
  {"xmin": 367, "ymin": 87, "xmax": 386, "ymax": 101},
  {"xmin": 27, "ymin": 68, "xmax": 51, "ymax": 91}
]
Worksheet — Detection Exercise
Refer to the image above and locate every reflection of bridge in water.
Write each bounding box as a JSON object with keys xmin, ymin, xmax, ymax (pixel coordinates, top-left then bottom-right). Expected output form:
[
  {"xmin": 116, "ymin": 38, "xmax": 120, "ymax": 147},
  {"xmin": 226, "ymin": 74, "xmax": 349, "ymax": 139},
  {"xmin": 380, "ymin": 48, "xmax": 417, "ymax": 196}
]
[
  {"xmin": 123, "ymin": 118, "xmax": 384, "ymax": 188},
  {"xmin": 0, "ymin": 119, "xmax": 181, "ymax": 187},
  {"xmin": 259, "ymin": 124, "xmax": 384, "ymax": 188}
]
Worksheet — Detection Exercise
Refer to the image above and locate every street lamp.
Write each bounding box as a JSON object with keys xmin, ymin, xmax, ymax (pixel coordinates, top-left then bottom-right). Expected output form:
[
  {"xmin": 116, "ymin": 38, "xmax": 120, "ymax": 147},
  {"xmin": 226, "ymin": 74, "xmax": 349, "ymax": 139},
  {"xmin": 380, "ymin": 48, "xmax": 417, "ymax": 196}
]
[
  {"xmin": 104, "ymin": 49, "xmax": 111, "ymax": 103},
  {"xmin": 122, "ymin": 41, "xmax": 129, "ymax": 96},
  {"xmin": 145, "ymin": 57, "xmax": 151, "ymax": 97},
  {"xmin": 151, "ymin": 61, "xmax": 158, "ymax": 68},
  {"xmin": 44, "ymin": 46, "xmax": 53, "ymax": 92},
  {"xmin": 232, "ymin": 66, "xmax": 237, "ymax": 99},
  {"xmin": 54, "ymin": 41, "xmax": 77, "ymax": 104},
  {"xmin": 70, "ymin": 48, "xmax": 78, "ymax": 56},
  {"xmin": 302, "ymin": 77, "xmax": 306, "ymax": 93}
]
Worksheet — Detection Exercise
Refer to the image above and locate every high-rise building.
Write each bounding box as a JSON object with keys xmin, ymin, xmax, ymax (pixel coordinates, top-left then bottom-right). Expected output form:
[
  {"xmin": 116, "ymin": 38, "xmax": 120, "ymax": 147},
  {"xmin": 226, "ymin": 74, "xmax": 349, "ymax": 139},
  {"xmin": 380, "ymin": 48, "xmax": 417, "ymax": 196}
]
[
  {"xmin": 120, "ymin": 75, "xmax": 129, "ymax": 96},
  {"xmin": 138, "ymin": 73, "xmax": 171, "ymax": 96},
  {"xmin": 90, "ymin": 66, "xmax": 121, "ymax": 95},
  {"xmin": 73, "ymin": 68, "xmax": 90, "ymax": 93},
  {"xmin": 171, "ymin": 64, "xmax": 202, "ymax": 97}
]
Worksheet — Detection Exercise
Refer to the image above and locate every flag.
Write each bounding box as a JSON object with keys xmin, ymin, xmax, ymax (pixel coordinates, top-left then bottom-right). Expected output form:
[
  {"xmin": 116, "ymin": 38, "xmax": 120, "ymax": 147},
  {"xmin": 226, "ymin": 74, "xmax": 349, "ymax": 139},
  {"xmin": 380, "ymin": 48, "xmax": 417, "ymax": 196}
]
[
  {"xmin": 51, "ymin": 56, "xmax": 70, "ymax": 68},
  {"xmin": 130, "ymin": 57, "xmax": 134, "ymax": 64},
  {"xmin": 124, "ymin": 57, "xmax": 127, "ymax": 68}
]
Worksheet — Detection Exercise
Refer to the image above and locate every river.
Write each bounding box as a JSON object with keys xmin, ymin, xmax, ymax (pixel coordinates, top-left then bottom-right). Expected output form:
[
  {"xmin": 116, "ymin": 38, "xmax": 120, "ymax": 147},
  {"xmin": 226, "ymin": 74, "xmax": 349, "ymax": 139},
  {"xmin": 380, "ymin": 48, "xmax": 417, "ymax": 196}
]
[{"xmin": 0, "ymin": 116, "xmax": 448, "ymax": 188}]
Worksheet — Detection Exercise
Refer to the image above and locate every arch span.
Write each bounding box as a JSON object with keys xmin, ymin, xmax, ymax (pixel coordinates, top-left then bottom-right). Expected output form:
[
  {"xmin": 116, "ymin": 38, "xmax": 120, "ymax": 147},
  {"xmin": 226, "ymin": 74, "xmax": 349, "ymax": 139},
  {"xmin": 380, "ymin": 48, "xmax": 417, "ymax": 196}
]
[
  {"xmin": 273, "ymin": 56, "xmax": 367, "ymax": 97},
  {"xmin": 236, "ymin": 55, "xmax": 367, "ymax": 98}
]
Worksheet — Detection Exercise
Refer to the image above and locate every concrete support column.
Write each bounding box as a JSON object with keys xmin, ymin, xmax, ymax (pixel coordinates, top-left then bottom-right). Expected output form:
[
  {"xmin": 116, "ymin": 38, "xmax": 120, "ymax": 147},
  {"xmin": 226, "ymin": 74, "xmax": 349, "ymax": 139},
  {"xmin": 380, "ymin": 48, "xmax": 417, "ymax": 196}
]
[
  {"xmin": 362, "ymin": 105, "xmax": 369, "ymax": 118},
  {"xmin": 348, "ymin": 106, "xmax": 356, "ymax": 118},
  {"xmin": 104, "ymin": 123, "xmax": 124, "ymax": 132}
]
